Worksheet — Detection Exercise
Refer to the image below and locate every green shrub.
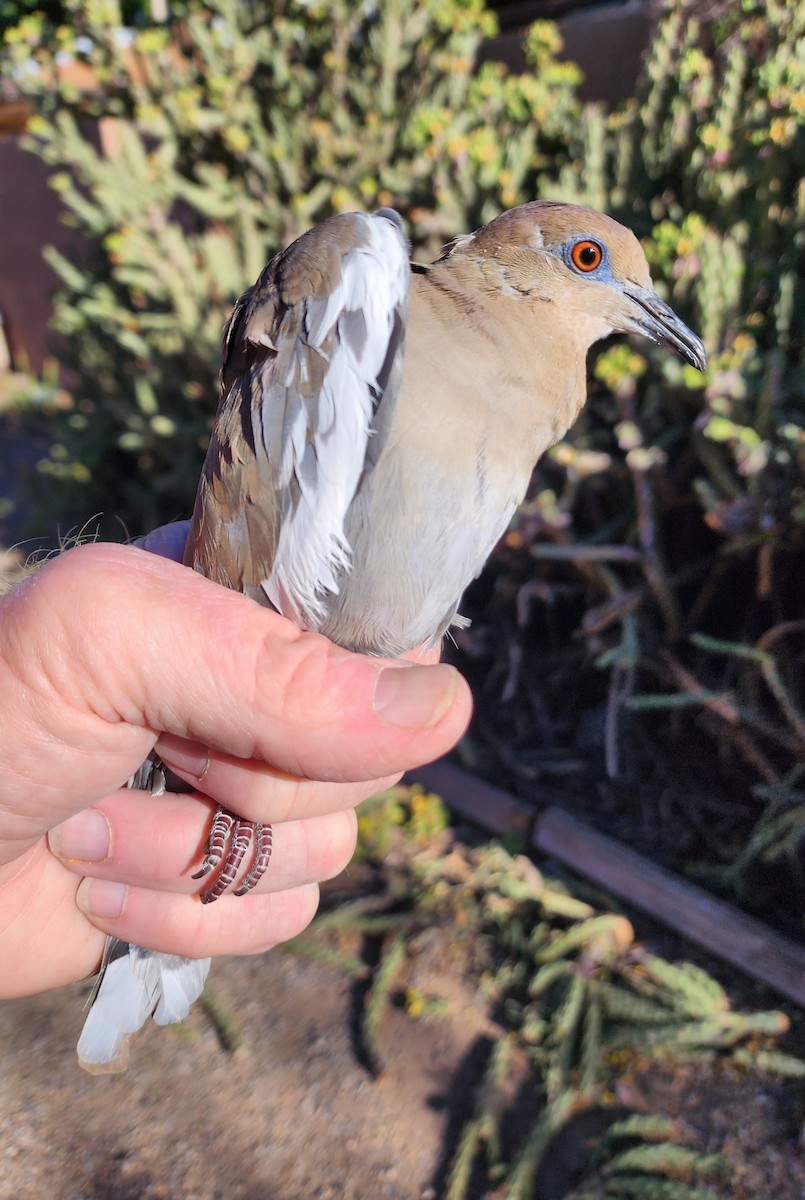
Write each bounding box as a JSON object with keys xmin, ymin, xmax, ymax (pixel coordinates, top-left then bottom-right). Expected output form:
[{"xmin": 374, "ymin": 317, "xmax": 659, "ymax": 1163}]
[{"xmin": 2, "ymin": 0, "xmax": 580, "ymax": 531}]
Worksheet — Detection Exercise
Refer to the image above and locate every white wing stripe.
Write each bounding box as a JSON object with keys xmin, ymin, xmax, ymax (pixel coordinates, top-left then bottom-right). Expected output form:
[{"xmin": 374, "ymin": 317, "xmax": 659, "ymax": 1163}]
[{"xmin": 261, "ymin": 212, "xmax": 409, "ymax": 627}]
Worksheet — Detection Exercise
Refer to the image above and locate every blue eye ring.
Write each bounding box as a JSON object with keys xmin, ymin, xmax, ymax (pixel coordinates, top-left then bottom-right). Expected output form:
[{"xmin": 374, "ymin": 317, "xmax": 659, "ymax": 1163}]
[{"xmin": 564, "ymin": 237, "xmax": 607, "ymax": 275}]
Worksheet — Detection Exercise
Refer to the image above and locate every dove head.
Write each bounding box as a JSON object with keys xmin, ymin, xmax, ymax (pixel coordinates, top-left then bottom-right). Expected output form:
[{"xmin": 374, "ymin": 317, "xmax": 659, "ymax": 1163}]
[{"xmin": 460, "ymin": 200, "xmax": 707, "ymax": 371}]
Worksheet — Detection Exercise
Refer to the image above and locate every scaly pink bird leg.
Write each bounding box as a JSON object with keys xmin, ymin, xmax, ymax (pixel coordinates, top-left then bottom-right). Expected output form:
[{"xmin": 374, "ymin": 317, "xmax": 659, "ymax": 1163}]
[
  {"xmin": 198, "ymin": 817, "xmax": 253, "ymax": 904},
  {"xmin": 234, "ymin": 823, "xmax": 274, "ymax": 896},
  {"xmin": 191, "ymin": 809, "xmax": 238, "ymax": 881}
]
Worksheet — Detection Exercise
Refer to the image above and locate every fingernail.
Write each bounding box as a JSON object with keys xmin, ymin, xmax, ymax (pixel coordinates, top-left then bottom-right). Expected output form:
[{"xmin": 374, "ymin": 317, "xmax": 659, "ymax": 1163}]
[
  {"xmin": 76, "ymin": 879, "xmax": 127, "ymax": 920},
  {"xmin": 50, "ymin": 809, "xmax": 111, "ymax": 863},
  {"xmin": 373, "ymin": 664, "xmax": 457, "ymax": 728},
  {"xmin": 155, "ymin": 734, "xmax": 211, "ymax": 781}
]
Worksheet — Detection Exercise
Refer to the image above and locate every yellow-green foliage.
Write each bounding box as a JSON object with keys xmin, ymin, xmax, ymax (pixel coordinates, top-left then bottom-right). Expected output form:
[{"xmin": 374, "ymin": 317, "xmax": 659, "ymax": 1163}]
[
  {"xmin": 297, "ymin": 830, "xmax": 797, "ymax": 1200},
  {"xmin": 355, "ymin": 785, "xmax": 450, "ymax": 861},
  {"xmin": 1, "ymin": 0, "xmax": 580, "ymax": 531},
  {"xmin": 538, "ymin": 0, "xmax": 804, "ymax": 544}
]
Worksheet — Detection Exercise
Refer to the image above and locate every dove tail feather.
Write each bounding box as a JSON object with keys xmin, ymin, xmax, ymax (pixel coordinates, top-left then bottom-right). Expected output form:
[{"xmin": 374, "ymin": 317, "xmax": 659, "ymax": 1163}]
[{"xmin": 77, "ymin": 938, "xmax": 211, "ymax": 1073}]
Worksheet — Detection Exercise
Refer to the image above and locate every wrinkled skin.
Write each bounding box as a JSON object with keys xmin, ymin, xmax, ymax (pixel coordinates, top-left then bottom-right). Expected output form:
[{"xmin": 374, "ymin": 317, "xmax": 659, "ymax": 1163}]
[{"xmin": 0, "ymin": 524, "xmax": 471, "ymax": 998}]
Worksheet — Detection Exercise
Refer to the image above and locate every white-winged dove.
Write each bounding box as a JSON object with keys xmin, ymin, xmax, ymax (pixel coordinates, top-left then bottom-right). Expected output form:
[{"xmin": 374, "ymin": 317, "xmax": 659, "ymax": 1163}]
[{"xmin": 77, "ymin": 201, "xmax": 706, "ymax": 1071}]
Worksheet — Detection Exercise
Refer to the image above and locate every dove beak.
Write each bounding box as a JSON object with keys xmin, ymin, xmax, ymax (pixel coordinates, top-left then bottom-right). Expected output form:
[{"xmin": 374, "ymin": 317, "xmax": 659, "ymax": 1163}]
[{"xmin": 622, "ymin": 284, "xmax": 707, "ymax": 371}]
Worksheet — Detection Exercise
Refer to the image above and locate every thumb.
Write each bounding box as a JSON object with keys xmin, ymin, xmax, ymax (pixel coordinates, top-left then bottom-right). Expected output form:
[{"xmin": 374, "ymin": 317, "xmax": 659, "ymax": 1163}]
[{"xmin": 0, "ymin": 543, "xmax": 472, "ymax": 852}]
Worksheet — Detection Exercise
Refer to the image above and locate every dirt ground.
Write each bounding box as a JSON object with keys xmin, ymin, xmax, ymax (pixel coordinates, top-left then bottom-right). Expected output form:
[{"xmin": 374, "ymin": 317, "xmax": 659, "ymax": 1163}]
[
  {"xmin": 2, "ymin": 906, "xmax": 514, "ymax": 1200},
  {"xmin": 1, "ymin": 949, "xmax": 479, "ymax": 1200},
  {"xmin": 2, "ymin": 886, "xmax": 805, "ymax": 1200}
]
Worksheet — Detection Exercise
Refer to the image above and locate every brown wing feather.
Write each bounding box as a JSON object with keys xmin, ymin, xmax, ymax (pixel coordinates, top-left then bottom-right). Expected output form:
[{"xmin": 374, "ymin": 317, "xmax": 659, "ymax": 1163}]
[{"xmin": 183, "ymin": 210, "xmax": 410, "ymax": 611}]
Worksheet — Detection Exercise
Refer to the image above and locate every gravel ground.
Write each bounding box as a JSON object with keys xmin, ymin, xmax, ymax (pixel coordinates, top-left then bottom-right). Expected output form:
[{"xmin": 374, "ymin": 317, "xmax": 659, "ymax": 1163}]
[
  {"xmin": 0, "ymin": 935, "xmax": 494, "ymax": 1200},
  {"xmin": 2, "ymin": 898, "xmax": 805, "ymax": 1200}
]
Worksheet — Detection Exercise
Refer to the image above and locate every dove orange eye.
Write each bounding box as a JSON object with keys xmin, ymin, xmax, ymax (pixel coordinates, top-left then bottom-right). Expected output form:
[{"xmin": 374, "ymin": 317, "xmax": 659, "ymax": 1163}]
[{"xmin": 570, "ymin": 240, "xmax": 604, "ymax": 272}]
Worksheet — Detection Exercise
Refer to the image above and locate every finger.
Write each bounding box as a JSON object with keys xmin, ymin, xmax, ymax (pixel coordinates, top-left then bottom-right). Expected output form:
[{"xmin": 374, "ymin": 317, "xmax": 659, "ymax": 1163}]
[
  {"xmin": 0, "ymin": 842, "xmax": 107, "ymax": 997},
  {"xmin": 155, "ymin": 735, "xmax": 400, "ymax": 823},
  {"xmin": 3, "ymin": 544, "xmax": 473, "ymax": 814},
  {"xmin": 50, "ymin": 790, "xmax": 358, "ymax": 894},
  {"xmin": 75, "ymin": 876, "xmax": 321, "ymax": 959},
  {"xmin": 152, "ymin": 637, "xmax": 439, "ymax": 820}
]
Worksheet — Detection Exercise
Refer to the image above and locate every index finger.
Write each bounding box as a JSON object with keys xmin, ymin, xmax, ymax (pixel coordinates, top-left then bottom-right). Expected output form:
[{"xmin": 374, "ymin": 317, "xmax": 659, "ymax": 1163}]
[{"xmin": 9, "ymin": 544, "xmax": 472, "ymax": 792}]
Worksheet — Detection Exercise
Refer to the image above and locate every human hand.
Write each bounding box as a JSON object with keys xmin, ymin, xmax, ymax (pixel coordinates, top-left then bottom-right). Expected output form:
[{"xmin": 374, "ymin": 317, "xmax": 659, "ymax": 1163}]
[{"xmin": 0, "ymin": 527, "xmax": 471, "ymax": 998}]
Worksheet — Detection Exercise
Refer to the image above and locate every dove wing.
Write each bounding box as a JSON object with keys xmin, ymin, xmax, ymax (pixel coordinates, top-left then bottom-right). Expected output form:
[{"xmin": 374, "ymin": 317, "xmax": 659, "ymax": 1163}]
[{"xmin": 184, "ymin": 209, "xmax": 410, "ymax": 629}]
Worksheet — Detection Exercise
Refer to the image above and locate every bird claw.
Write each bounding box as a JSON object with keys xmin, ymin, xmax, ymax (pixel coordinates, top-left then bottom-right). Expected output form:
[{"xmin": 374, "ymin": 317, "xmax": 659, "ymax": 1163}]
[
  {"xmin": 234, "ymin": 824, "xmax": 273, "ymax": 896},
  {"xmin": 192, "ymin": 810, "xmax": 273, "ymax": 903},
  {"xmin": 191, "ymin": 810, "xmax": 237, "ymax": 881}
]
